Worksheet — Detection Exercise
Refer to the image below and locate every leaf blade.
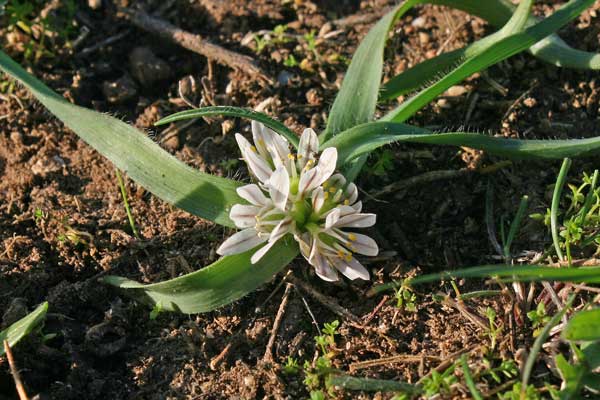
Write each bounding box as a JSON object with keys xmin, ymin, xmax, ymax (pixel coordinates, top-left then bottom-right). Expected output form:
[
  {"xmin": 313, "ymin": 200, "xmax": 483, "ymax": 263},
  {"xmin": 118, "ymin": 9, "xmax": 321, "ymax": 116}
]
[
  {"xmin": 156, "ymin": 106, "xmax": 300, "ymax": 148},
  {"xmin": 0, "ymin": 50, "xmax": 242, "ymax": 228},
  {"xmin": 0, "ymin": 302, "xmax": 48, "ymax": 356},
  {"xmin": 103, "ymin": 239, "xmax": 299, "ymax": 314},
  {"xmin": 563, "ymin": 308, "xmax": 600, "ymax": 341}
]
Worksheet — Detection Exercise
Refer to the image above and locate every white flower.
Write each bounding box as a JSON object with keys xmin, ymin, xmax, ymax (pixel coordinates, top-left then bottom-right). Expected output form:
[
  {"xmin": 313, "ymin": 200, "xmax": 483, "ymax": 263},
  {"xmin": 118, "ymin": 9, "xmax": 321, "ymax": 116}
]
[{"xmin": 217, "ymin": 122, "xmax": 378, "ymax": 281}]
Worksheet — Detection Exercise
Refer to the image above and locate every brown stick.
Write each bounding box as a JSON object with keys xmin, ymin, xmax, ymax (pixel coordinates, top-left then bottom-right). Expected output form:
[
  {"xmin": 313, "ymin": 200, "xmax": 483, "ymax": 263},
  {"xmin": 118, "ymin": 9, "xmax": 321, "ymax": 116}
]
[
  {"xmin": 121, "ymin": 8, "xmax": 269, "ymax": 81},
  {"xmin": 263, "ymin": 283, "xmax": 293, "ymax": 363},
  {"xmin": 3, "ymin": 340, "xmax": 29, "ymax": 400}
]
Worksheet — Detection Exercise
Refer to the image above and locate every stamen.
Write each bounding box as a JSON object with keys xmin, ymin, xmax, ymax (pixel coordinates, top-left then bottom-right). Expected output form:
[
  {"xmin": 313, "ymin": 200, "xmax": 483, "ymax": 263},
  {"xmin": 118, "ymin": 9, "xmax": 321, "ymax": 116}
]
[
  {"xmin": 343, "ymin": 199, "xmax": 350, "ymax": 205},
  {"xmin": 348, "ymin": 233, "xmax": 356, "ymax": 241},
  {"xmin": 328, "ymin": 187, "xmax": 336, "ymax": 193},
  {"xmin": 287, "ymin": 153, "xmax": 295, "ymax": 160},
  {"xmin": 345, "ymin": 253, "xmax": 352, "ymax": 262},
  {"xmin": 250, "ymin": 145, "xmax": 257, "ymax": 152}
]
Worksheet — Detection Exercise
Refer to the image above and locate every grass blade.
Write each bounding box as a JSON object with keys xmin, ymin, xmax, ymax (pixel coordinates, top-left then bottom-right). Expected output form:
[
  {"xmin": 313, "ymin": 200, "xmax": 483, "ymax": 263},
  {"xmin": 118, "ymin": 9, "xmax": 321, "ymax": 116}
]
[
  {"xmin": 323, "ymin": 121, "xmax": 600, "ymax": 168},
  {"xmin": 460, "ymin": 355, "xmax": 483, "ymax": 400},
  {"xmin": 0, "ymin": 50, "xmax": 242, "ymax": 228},
  {"xmin": 369, "ymin": 265, "xmax": 600, "ymax": 295},
  {"xmin": 156, "ymin": 106, "xmax": 299, "ymax": 148},
  {"xmin": 0, "ymin": 302, "xmax": 48, "ymax": 356},
  {"xmin": 563, "ymin": 308, "xmax": 600, "ymax": 341},
  {"xmin": 330, "ymin": 374, "xmax": 419, "ymax": 393},
  {"xmin": 384, "ymin": 0, "xmax": 595, "ymax": 122},
  {"xmin": 103, "ymin": 239, "xmax": 298, "ymax": 314},
  {"xmin": 551, "ymin": 159, "xmax": 572, "ymax": 261}
]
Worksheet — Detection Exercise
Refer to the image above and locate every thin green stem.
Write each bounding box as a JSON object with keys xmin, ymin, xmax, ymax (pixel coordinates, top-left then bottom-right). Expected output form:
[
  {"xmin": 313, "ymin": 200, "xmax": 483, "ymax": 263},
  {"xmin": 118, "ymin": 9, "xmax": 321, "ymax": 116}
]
[
  {"xmin": 551, "ymin": 159, "xmax": 571, "ymax": 262},
  {"xmin": 460, "ymin": 354, "xmax": 483, "ymax": 400},
  {"xmin": 115, "ymin": 168, "xmax": 140, "ymax": 239},
  {"xmin": 521, "ymin": 294, "xmax": 574, "ymax": 398},
  {"xmin": 504, "ymin": 195, "xmax": 529, "ymax": 260},
  {"xmin": 580, "ymin": 169, "xmax": 598, "ymax": 226}
]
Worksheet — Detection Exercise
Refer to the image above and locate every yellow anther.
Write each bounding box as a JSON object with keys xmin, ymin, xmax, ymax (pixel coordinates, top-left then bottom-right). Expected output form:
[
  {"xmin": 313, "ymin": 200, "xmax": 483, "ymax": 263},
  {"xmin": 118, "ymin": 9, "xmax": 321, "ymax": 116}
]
[
  {"xmin": 328, "ymin": 187, "xmax": 336, "ymax": 193},
  {"xmin": 322, "ymin": 181, "xmax": 329, "ymax": 189},
  {"xmin": 343, "ymin": 199, "xmax": 350, "ymax": 205},
  {"xmin": 297, "ymin": 154, "xmax": 303, "ymax": 159},
  {"xmin": 345, "ymin": 253, "xmax": 352, "ymax": 262},
  {"xmin": 348, "ymin": 233, "xmax": 357, "ymax": 241},
  {"xmin": 306, "ymin": 159, "xmax": 314, "ymax": 166},
  {"xmin": 337, "ymin": 250, "xmax": 345, "ymax": 258},
  {"xmin": 287, "ymin": 153, "xmax": 295, "ymax": 160},
  {"xmin": 250, "ymin": 145, "xmax": 257, "ymax": 152}
]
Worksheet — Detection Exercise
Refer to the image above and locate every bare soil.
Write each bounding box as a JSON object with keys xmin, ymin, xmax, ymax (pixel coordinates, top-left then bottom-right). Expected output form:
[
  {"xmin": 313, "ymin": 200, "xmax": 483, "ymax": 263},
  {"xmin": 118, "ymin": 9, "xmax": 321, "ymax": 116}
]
[{"xmin": 1, "ymin": 0, "xmax": 600, "ymax": 399}]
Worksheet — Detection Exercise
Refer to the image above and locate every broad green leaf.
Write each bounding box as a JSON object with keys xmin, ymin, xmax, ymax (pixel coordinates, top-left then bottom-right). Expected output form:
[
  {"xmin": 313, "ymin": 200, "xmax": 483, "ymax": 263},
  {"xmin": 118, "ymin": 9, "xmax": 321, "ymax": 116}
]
[
  {"xmin": 369, "ymin": 265, "xmax": 600, "ymax": 295},
  {"xmin": 0, "ymin": 302, "xmax": 48, "ymax": 356},
  {"xmin": 321, "ymin": 3, "xmax": 413, "ymax": 142},
  {"xmin": 103, "ymin": 239, "xmax": 299, "ymax": 314},
  {"xmin": 0, "ymin": 50, "xmax": 242, "ymax": 228},
  {"xmin": 156, "ymin": 106, "xmax": 299, "ymax": 148},
  {"xmin": 323, "ymin": 121, "xmax": 600, "ymax": 168},
  {"xmin": 384, "ymin": 0, "xmax": 595, "ymax": 122},
  {"xmin": 382, "ymin": 0, "xmax": 600, "ymax": 99},
  {"xmin": 563, "ymin": 309, "xmax": 600, "ymax": 341}
]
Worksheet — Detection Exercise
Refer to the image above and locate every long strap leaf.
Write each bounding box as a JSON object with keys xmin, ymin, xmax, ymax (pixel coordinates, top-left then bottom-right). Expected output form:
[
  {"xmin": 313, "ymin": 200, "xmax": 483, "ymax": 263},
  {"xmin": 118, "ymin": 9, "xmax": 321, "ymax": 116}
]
[
  {"xmin": 384, "ymin": 0, "xmax": 595, "ymax": 122},
  {"xmin": 0, "ymin": 302, "xmax": 48, "ymax": 356},
  {"xmin": 156, "ymin": 106, "xmax": 300, "ymax": 148},
  {"xmin": 103, "ymin": 239, "xmax": 298, "ymax": 314},
  {"xmin": 0, "ymin": 50, "xmax": 242, "ymax": 228},
  {"xmin": 381, "ymin": 0, "xmax": 532, "ymax": 99},
  {"xmin": 369, "ymin": 265, "xmax": 600, "ymax": 295},
  {"xmin": 323, "ymin": 121, "xmax": 600, "ymax": 167}
]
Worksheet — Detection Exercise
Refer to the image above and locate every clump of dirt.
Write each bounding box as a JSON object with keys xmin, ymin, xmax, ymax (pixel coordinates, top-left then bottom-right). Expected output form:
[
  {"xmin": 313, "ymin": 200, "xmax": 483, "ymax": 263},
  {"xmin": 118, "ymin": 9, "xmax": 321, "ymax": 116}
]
[{"xmin": 1, "ymin": 0, "xmax": 599, "ymax": 399}]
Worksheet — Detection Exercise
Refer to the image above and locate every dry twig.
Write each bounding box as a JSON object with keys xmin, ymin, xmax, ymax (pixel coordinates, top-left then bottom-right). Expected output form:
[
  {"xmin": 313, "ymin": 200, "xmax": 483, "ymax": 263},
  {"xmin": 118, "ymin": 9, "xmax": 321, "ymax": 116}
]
[
  {"xmin": 263, "ymin": 283, "xmax": 293, "ymax": 363},
  {"xmin": 3, "ymin": 340, "xmax": 29, "ymax": 400},
  {"xmin": 121, "ymin": 8, "xmax": 269, "ymax": 81}
]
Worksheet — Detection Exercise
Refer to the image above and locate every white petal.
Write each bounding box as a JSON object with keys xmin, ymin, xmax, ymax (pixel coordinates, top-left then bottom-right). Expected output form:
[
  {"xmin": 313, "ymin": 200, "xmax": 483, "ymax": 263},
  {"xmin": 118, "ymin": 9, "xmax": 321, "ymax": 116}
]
[
  {"xmin": 237, "ymin": 184, "xmax": 269, "ymax": 206},
  {"xmin": 243, "ymin": 147, "xmax": 273, "ymax": 183},
  {"xmin": 314, "ymin": 147, "xmax": 338, "ymax": 187},
  {"xmin": 217, "ymin": 228, "xmax": 267, "ymax": 256},
  {"xmin": 333, "ymin": 257, "xmax": 370, "ymax": 280},
  {"xmin": 264, "ymin": 127, "xmax": 289, "ymax": 169},
  {"xmin": 333, "ymin": 213, "xmax": 376, "ymax": 228},
  {"xmin": 268, "ymin": 166, "xmax": 290, "ymax": 211},
  {"xmin": 298, "ymin": 128, "xmax": 318, "ymax": 166},
  {"xmin": 311, "ymin": 187, "xmax": 325, "ymax": 213},
  {"xmin": 349, "ymin": 233, "xmax": 379, "ymax": 256},
  {"xmin": 309, "ymin": 243, "xmax": 338, "ymax": 282},
  {"xmin": 337, "ymin": 205, "xmax": 357, "ymax": 217},
  {"xmin": 235, "ymin": 133, "xmax": 252, "ymax": 153},
  {"xmin": 351, "ymin": 201, "xmax": 362, "ymax": 212},
  {"xmin": 269, "ymin": 217, "xmax": 292, "ymax": 242},
  {"xmin": 325, "ymin": 208, "xmax": 341, "ymax": 230},
  {"xmin": 250, "ymin": 241, "xmax": 276, "ymax": 264},
  {"xmin": 229, "ymin": 204, "xmax": 260, "ymax": 228},
  {"xmin": 298, "ymin": 167, "xmax": 319, "ymax": 195},
  {"xmin": 295, "ymin": 233, "xmax": 312, "ymax": 260},
  {"xmin": 345, "ymin": 183, "xmax": 358, "ymax": 204},
  {"xmin": 251, "ymin": 121, "xmax": 270, "ymax": 159}
]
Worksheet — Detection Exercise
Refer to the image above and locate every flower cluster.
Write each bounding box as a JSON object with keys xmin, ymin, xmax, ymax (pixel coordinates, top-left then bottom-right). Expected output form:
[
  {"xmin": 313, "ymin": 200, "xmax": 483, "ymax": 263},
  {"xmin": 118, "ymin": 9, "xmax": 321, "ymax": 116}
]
[{"xmin": 217, "ymin": 122, "xmax": 378, "ymax": 281}]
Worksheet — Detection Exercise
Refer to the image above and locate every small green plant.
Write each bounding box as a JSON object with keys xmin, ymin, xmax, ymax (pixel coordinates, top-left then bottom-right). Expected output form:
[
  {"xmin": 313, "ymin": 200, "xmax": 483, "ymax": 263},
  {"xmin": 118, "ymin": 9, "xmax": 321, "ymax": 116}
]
[
  {"xmin": 531, "ymin": 168, "xmax": 600, "ymax": 263},
  {"xmin": 527, "ymin": 302, "xmax": 551, "ymax": 337},
  {"xmin": 421, "ymin": 364, "xmax": 457, "ymax": 398},
  {"xmin": 304, "ymin": 320, "xmax": 340, "ymax": 398},
  {"xmin": 283, "ymin": 54, "xmax": 298, "ymax": 67},
  {"xmin": 481, "ymin": 358, "xmax": 519, "ymax": 384},
  {"xmin": 486, "ymin": 307, "xmax": 502, "ymax": 350},
  {"xmin": 283, "ymin": 356, "xmax": 300, "ymax": 375},
  {"xmin": 497, "ymin": 382, "xmax": 541, "ymax": 400},
  {"xmin": 366, "ymin": 149, "xmax": 395, "ymax": 177},
  {"xmin": 149, "ymin": 302, "xmax": 163, "ymax": 320},
  {"xmin": 394, "ymin": 284, "xmax": 417, "ymax": 312}
]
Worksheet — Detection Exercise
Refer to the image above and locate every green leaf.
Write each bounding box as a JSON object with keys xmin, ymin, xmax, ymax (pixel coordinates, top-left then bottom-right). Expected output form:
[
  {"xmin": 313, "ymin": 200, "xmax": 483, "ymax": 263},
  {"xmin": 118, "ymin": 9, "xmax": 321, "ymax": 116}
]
[
  {"xmin": 103, "ymin": 239, "xmax": 298, "ymax": 314},
  {"xmin": 0, "ymin": 50, "xmax": 242, "ymax": 228},
  {"xmin": 384, "ymin": 0, "xmax": 595, "ymax": 122},
  {"xmin": 321, "ymin": 2, "xmax": 415, "ymax": 142},
  {"xmin": 563, "ymin": 308, "xmax": 600, "ymax": 341},
  {"xmin": 330, "ymin": 374, "xmax": 419, "ymax": 393},
  {"xmin": 431, "ymin": 0, "xmax": 600, "ymax": 70},
  {"xmin": 381, "ymin": 0, "xmax": 532, "ymax": 99},
  {"xmin": 323, "ymin": 121, "xmax": 600, "ymax": 168},
  {"xmin": 156, "ymin": 106, "xmax": 300, "ymax": 148},
  {"xmin": 382, "ymin": 0, "xmax": 600, "ymax": 99},
  {"xmin": 369, "ymin": 265, "xmax": 600, "ymax": 295},
  {"xmin": 0, "ymin": 302, "xmax": 48, "ymax": 356}
]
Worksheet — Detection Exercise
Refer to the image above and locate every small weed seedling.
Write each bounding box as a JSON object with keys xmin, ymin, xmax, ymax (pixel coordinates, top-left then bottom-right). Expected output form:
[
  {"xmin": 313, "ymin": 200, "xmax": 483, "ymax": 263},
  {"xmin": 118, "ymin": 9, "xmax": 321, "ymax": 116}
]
[
  {"xmin": 303, "ymin": 320, "xmax": 340, "ymax": 399},
  {"xmin": 526, "ymin": 302, "xmax": 550, "ymax": 338},
  {"xmin": 394, "ymin": 283, "xmax": 417, "ymax": 313}
]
